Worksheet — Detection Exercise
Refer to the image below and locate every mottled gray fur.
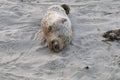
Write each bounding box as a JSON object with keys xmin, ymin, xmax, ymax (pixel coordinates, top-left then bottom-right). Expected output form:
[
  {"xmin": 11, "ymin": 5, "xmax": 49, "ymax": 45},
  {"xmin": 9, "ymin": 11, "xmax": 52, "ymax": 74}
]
[{"xmin": 41, "ymin": 4, "xmax": 72, "ymax": 52}]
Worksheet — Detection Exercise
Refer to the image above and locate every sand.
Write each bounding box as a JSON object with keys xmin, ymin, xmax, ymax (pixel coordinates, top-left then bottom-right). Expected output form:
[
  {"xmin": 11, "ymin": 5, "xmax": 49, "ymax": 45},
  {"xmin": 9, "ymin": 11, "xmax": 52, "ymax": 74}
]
[{"xmin": 0, "ymin": 0, "xmax": 120, "ymax": 80}]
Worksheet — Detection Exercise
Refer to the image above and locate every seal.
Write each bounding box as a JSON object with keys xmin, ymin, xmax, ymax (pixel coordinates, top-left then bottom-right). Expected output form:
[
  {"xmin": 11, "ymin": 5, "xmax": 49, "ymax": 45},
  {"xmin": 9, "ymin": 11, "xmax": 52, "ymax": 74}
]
[
  {"xmin": 41, "ymin": 4, "xmax": 72, "ymax": 52},
  {"xmin": 103, "ymin": 29, "xmax": 120, "ymax": 41}
]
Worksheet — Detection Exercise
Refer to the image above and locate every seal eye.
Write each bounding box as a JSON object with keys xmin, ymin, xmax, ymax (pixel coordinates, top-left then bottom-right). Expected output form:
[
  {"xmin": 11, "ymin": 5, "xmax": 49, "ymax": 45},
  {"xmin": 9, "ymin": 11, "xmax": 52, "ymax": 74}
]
[
  {"xmin": 58, "ymin": 35, "xmax": 62, "ymax": 38},
  {"xmin": 48, "ymin": 26, "xmax": 52, "ymax": 32}
]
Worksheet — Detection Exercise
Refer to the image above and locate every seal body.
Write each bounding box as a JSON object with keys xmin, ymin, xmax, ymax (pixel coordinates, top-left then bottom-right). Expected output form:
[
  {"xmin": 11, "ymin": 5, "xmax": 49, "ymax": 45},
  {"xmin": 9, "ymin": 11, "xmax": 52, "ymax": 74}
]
[{"xmin": 41, "ymin": 4, "xmax": 72, "ymax": 52}]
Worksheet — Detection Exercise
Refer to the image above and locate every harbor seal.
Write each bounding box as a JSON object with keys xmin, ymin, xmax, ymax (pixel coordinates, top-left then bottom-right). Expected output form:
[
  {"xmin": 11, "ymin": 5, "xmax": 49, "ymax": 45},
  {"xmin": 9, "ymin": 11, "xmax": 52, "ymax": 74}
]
[{"xmin": 41, "ymin": 4, "xmax": 72, "ymax": 52}]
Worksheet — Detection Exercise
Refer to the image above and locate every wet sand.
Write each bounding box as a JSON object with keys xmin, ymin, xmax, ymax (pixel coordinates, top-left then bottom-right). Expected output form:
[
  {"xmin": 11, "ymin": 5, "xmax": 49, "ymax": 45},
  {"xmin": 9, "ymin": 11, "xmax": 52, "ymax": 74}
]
[{"xmin": 0, "ymin": 0, "xmax": 120, "ymax": 80}]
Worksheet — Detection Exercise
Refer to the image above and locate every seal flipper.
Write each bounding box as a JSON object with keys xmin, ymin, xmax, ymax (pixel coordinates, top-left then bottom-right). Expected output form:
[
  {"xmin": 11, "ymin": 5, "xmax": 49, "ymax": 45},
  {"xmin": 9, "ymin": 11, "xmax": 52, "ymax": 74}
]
[{"xmin": 61, "ymin": 4, "xmax": 70, "ymax": 15}]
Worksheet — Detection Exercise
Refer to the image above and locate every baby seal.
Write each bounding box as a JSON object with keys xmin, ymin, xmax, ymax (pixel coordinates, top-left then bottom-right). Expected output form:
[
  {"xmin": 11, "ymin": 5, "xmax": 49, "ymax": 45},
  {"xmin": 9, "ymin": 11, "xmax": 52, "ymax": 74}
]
[
  {"xmin": 103, "ymin": 29, "xmax": 120, "ymax": 41},
  {"xmin": 41, "ymin": 4, "xmax": 72, "ymax": 52}
]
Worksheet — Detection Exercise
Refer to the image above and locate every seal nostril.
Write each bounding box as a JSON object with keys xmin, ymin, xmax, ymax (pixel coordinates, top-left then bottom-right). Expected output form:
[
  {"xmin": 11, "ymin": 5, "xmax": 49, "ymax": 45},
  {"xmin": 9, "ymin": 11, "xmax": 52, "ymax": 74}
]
[
  {"xmin": 51, "ymin": 40, "xmax": 59, "ymax": 51},
  {"xmin": 54, "ymin": 43, "xmax": 59, "ymax": 49}
]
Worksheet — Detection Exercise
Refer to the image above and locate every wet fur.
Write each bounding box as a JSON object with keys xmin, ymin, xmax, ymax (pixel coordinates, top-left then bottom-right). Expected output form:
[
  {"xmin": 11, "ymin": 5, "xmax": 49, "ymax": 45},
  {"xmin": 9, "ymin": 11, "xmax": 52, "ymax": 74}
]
[{"xmin": 41, "ymin": 4, "xmax": 72, "ymax": 52}]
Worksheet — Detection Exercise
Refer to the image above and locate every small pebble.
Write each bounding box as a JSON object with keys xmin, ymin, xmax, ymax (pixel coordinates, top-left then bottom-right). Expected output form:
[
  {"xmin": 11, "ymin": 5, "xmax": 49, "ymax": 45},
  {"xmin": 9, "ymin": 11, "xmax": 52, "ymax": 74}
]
[{"xmin": 85, "ymin": 66, "xmax": 89, "ymax": 69}]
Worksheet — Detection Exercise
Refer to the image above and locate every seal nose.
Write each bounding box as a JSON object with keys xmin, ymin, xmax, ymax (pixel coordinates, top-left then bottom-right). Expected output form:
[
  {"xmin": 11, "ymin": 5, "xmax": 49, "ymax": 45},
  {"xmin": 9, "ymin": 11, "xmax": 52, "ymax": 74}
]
[{"xmin": 51, "ymin": 40, "xmax": 60, "ymax": 52}]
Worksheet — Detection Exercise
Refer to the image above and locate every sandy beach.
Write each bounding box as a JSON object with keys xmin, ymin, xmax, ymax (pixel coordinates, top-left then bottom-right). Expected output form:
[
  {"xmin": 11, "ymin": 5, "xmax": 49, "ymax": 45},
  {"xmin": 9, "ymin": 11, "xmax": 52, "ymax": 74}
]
[{"xmin": 0, "ymin": 0, "xmax": 120, "ymax": 80}]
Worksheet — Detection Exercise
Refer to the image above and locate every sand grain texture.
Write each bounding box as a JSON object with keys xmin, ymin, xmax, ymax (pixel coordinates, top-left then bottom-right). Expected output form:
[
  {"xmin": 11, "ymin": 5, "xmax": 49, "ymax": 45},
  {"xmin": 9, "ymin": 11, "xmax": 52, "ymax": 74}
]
[{"xmin": 0, "ymin": 0, "xmax": 120, "ymax": 80}]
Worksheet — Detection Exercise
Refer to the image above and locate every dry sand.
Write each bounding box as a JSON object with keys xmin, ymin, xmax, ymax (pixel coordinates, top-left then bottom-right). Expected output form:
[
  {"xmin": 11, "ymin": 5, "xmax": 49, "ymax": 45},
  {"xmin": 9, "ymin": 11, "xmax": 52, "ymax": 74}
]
[{"xmin": 0, "ymin": 0, "xmax": 120, "ymax": 80}]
